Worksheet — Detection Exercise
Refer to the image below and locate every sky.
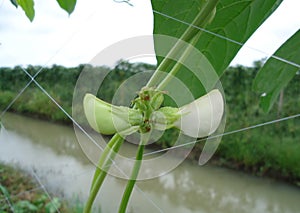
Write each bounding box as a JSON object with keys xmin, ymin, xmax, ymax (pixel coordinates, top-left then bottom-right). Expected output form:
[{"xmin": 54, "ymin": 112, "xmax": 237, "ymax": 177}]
[{"xmin": 0, "ymin": 0, "xmax": 299, "ymax": 68}]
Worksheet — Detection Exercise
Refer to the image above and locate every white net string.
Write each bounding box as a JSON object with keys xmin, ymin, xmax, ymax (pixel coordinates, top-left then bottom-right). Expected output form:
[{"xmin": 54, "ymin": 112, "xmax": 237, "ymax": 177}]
[
  {"xmin": 142, "ymin": 113, "xmax": 300, "ymax": 157},
  {"xmin": 31, "ymin": 169, "xmax": 62, "ymax": 213},
  {"xmin": 152, "ymin": 9, "xmax": 300, "ymax": 69},
  {"xmin": 0, "ymin": 2, "xmax": 299, "ymax": 212},
  {"xmin": 20, "ymin": 66, "xmax": 166, "ymax": 212}
]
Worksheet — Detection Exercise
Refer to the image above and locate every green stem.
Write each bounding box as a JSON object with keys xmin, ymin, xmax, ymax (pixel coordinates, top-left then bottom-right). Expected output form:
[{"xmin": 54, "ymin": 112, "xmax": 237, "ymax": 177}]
[
  {"xmin": 146, "ymin": 0, "xmax": 219, "ymax": 88},
  {"xmin": 156, "ymin": 32, "xmax": 201, "ymax": 90},
  {"xmin": 84, "ymin": 134, "xmax": 124, "ymax": 213},
  {"xmin": 118, "ymin": 132, "xmax": 150, "ymax": 213},
  {"xmin": 90, "ymin": 134, "xmax": 122, "ymax": 190},
  {"xmin": 85, "ymin": 1, "xmax": 219, "ymax": 212}
]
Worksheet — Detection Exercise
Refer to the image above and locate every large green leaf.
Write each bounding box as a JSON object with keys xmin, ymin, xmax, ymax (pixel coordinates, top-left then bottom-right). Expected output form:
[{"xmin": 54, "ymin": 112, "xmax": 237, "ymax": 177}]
[
  {"xmin": 17, "ymin": 0, "xmax": 35, "ymax": 21},
  {"xmin": 10, "ymin": 0, "xmax": 18, "ymax": 8},
  {"xmin": 56, "ymin": 0, "xmax": 77, "ymax": 15},
  {"xmin": 151, "ymin": 0, "xmax": 282, "ymax": 98},
  {"xmin": 198, "ymin": 0, "xmax": 282, "ymax": 74},
  {"xmin": 253, "ymin": 30, "xmax": 300, "ymax": 112}
]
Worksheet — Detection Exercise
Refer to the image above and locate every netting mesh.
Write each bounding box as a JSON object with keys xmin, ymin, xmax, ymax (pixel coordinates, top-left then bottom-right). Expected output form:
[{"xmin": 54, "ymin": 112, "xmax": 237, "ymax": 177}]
[{"xmin": 0, "ymin": 3, "xmax": 299, "ymax": 213}]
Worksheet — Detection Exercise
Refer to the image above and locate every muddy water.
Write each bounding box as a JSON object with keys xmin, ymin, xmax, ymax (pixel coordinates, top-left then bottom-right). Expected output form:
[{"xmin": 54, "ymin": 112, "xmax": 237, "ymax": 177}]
[{"xmin": 1, "ymin": 113, "xmax": 300, "ymax": 213}]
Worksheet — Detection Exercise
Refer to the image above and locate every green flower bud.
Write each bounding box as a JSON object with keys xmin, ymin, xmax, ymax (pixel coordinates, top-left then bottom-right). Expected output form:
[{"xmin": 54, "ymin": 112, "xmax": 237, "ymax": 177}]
[
  {"xmin": 150, "ymin": 92, "xmax": 164, "ymax": 110},
  {"xmin": 83, "ymin": 94, "xmax": 143, "ymax": 135},
  {"xmin": 151, "ymin": 107, "xmax": 180, "ymax": 131}
]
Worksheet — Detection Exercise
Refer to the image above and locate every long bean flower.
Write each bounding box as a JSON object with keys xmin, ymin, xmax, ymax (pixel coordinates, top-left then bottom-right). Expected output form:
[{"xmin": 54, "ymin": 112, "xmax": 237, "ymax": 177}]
[{"xmin": 83, "ymin": 89, "xmax": 223, "ymax": 138}]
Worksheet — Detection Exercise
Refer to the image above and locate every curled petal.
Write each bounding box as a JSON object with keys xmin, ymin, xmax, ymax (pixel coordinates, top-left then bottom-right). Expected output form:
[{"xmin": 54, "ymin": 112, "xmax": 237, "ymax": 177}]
[
  {"xmin": 174, "ymin": 89, "xmax": 224, "ymax": 138},
  {"xmin": 83, "ymin": 93, "xmax": 143, "ymax": 135}
]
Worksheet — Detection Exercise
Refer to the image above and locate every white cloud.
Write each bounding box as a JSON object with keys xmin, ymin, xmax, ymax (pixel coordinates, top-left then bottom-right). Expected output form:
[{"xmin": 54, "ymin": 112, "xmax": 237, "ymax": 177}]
[
  {"xmin": 0, "ymin": 0, "xmax": 153, "ymax": 67},
  {"xmin": 0, "ymin": 0, "xmax": 299, "ymax": 67},
  {"xmin": 231, "ymin": 0, "xmax": 300, "ymax": 66}
]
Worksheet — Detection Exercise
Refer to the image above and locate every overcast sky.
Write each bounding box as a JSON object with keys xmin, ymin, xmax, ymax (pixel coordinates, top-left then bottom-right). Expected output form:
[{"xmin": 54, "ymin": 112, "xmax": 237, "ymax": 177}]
[{"xmin": 0, "ymin": 0, "xmax": 299, "ymax": 68}]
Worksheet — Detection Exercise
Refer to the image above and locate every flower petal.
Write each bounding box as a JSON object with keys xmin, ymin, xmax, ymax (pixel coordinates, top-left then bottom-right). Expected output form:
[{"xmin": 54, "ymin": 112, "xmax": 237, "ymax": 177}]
[
  {"xmin": 83, "ymin": 93, "xmax": 142, "ymax": 135},
  {"xmin": 174, "ymin": 89, "xmax": 224, "ymax": 138}
]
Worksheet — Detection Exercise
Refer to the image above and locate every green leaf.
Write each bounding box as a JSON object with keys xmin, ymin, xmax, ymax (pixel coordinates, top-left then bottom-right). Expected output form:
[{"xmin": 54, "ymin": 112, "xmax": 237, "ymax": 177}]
[
  {"xmin": 17, "ymin": 0, "xmax": 35, "ymax": 21},
  {"xmin": 56, "ymin": 0, "xmax": 77, "ymax": 15},
  {"xmin": 253, "ymin": 30, "xmax": 300, "ymax": 112},
  {"xmin": 10, "ymin": 0, "xmax": 18, "ymax": 8},
  {"xmin": 45, "ymin": 197, "xmax": 61, "ymax": 213},
  {"xmin": 151, "ymin": 0, "xmax": 282, "ymax": 98},
  {"xmin": 14, "ymin": 201, "xmax": 38, "ymax": 212},
  {"xmin": 0, "ymin": 184, "xmax": 10, "ymax": 201}
]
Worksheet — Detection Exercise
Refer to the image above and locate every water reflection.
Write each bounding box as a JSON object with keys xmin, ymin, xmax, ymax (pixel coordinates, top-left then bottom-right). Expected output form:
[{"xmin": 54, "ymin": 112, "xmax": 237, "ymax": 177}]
[
  {"xmin": 138, "ymin": 163, "xmax": 300, "ymax": 213},
  {"xmin": 1, "ymin": 113, "xmax": 300, "ymax": 213}
]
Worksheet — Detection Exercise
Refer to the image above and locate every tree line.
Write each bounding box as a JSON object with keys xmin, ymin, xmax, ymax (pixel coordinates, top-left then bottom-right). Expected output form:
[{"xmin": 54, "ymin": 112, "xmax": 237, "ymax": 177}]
[{"xmin": 0, "ymin": 60, "xmax": 299, "ymax": 183}]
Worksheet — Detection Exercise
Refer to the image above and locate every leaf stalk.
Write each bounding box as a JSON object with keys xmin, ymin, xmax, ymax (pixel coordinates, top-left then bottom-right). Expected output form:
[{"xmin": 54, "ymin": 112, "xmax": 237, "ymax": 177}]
[
  {"xmin": 118, "ymin": 132, "xmax": 151, "ymax": 213},
  {"xmin": 84, "ymin": 134, "xmax": 124, "ymax": 213},
  {"xmin": 146, "ymin": 0, "xmax": 219, "ymax": 88}
]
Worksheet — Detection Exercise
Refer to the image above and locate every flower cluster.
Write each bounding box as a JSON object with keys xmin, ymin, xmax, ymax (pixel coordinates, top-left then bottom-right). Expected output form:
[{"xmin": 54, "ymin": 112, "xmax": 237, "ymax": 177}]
[{"xmin": 83, "ymin": 88, "xmax": 224, "ymax": 138}]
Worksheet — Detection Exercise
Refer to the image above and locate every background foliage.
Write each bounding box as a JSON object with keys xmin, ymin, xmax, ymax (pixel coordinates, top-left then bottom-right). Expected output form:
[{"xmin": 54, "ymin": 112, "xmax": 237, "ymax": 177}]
[{"xmin": 1, "ymin": 61, "xmax": 299, "ymax": 182}]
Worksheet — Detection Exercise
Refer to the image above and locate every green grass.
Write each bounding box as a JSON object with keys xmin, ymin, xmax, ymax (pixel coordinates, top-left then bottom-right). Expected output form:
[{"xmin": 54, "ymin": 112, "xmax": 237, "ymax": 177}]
[
  {"xmin": 217, "ymin": 122, "xmax": 300, "ymax": 182},
  {"xmin": 0, "ymin": 163, "xmax": 86, "ymax": 213}
]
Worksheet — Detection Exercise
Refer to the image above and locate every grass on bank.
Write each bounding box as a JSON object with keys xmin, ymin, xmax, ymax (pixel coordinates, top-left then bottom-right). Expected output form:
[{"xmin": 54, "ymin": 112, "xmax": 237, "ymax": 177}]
[{"xmin": 0, "ymin": 163, "xmax": 84, "ymax": 213}]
